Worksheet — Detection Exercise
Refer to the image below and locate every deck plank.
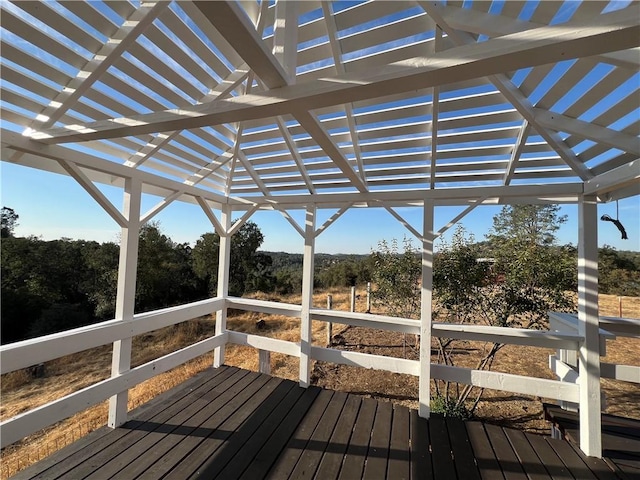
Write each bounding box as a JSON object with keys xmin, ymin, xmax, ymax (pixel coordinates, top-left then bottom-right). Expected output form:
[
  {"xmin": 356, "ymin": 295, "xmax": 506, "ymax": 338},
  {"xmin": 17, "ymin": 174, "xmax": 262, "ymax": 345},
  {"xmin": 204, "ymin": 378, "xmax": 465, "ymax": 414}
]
[
  {"xmin": 237, "ymin": 386, "xmax": 322, "ymax": 479},
  {"xmin": 83, "ymin": 368, "xmax": 253, "ymax": 480},
  {"xmin": 466, "ymin": 421, "xmax": 504, "ymax": 480},
  {"xmin": 284, "ymin": 391, "xmax": 348, "ymax": 480},
  {"xmin": 484, "ymin": 423, "xmax": 528, "ymax": 480},
  {"xmin": 527, "ymin": 434, "xmax": 574, "ymax": 480},
  {"xmin": 386, "ymin": 405, "xmax": 411, "ymax": 480},
  {"xmin": 447, "ymin": 418, "xmax": 482, "ymax": 480},
  {"xmin": 181, "ymin": 378, "xmax": 298, "ymax": 479},
  {"xmin": 502, "ymin": 428, "xmax": 551, "ymax": 480},
  {"xmin": 338, "ymin": 397, "xmax": 377, "ymax": 480},
  {"xmin": 313, "ymin": 394, "xmax": 361, "ymax": 480},
  {"xmin": 410, "ymin": 410, "xmax": 432, "ymax": 480},
  {"xmin": 12, "ymin": 366, "xmax": 231, "ymax": 480},
  {"xmin": 548, "ymin": 435, "xmax": 600, "ymax": 480},
  {"xmin": 137, "ymin": 372, "xmax": 273, "ymax": 480},
  {"xmin": 429, "ymin": 415, "xmax": 457, "ymax": 480},
  {"xmin": 56, "ymin": 366, "xmax": 239, "ymax": 480},
  {"xmin": 8, "ymin": 367, "xmax": 631, "ymax": 480},
  {"xmin": 362, "ymin": 400, "xmax": 393, "ymax": 480}
]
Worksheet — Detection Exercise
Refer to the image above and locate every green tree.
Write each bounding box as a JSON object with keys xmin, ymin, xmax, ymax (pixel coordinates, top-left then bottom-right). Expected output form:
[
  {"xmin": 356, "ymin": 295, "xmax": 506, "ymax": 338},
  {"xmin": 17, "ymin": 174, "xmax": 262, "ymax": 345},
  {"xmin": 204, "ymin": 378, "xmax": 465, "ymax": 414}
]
[
  {"xmin": 370, "ymin": 238, "xmax": 421, "ymax": 319},
  {"xmin": 191, "ymin": 221, "xmax": 267, "ymax": 297},
  {"xmin": 1, "ymin": 207, "xmax": 19, "ymax": 238},
  {"xmin": 136, "ymin": 223, "xmax": 204, "ymax": 311}
]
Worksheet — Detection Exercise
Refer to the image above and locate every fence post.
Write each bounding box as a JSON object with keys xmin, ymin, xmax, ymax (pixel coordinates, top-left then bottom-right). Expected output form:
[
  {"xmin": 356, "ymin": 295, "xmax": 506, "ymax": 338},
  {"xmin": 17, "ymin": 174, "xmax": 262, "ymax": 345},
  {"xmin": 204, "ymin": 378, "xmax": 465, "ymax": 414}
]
[
  {"xmin": 366, "ymin": 282, "xmax": 371, "ymax": 313},
  {"xmin": 350, "ymin": 286, "xmax": 356, "ymax": 312},
  {"xmin": 327, "ymin": 294, "xmax": 333, "ymax": 346},
  {"xmin": 259, "ymin": 350, "xmax": 271, "ymax": 375}
]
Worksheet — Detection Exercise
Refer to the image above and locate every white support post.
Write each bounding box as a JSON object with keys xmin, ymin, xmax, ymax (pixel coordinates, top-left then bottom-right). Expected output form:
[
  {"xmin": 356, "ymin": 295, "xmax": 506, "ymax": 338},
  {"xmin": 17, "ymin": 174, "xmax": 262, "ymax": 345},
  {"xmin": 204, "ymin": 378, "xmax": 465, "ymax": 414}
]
[
  {"xmin": 299, "ymin": 205, "xmax": 316, "ymax": 387},
  {"xmin": 419, "ymin": 200, "xmax": 434, "ymax": 418},
  {"xmin": 108, "ymin": 178, "xmax": 142, "ymax": 428},
  {"xmin": 214, "ymin": 205, "xmax": 232, "ymax": 368},
  {"xmin": 578, "ymin": 194, "xmax": 602, "ymax": 457}
]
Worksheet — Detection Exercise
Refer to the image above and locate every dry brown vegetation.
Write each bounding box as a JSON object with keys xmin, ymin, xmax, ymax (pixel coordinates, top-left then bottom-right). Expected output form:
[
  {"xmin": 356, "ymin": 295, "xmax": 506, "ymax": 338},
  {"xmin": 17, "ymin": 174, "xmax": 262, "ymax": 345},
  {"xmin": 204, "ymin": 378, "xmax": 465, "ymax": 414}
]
[{"xmin": 1, "ymin": 291, "xmax": 638, "ymax": 478}]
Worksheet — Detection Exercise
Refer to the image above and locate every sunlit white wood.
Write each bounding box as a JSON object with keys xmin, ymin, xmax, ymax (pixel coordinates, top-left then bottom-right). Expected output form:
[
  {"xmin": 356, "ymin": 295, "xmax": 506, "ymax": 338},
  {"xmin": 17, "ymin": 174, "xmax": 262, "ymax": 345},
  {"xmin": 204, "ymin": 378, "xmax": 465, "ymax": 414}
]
[
  {"xmin": 0, "ymin": 297, "xmax": 224, "ymax": 375},
  {"xmin": 322, "ymin": 2, "xmax": 366, "ymax": 185},
  {"xmin": 275, "ymin": 116, "xmax": 315, "ymax": 193},
  {"xmin": 272, "ymin": 0, "xmax": 298, "ymax": 81},
  {"xmin": 600, "ymin": 363, "xmax": 640, "ymax": 383},
  {"xmin": 33, "ymin": 9, "xmax": 640, "ymax": 143},
  {"xmin": 549, "ymin": 355, "xmax": 579, "ymax": 384},
  {"xmin": 419, "ymin": 200, "xmax": 434, "ymax": 417},
  {"xmin": 140, "ymin": 190, "xmax": 182, "ymax": 225},
  {"xmin": 227, "ymin": 204, "xmax": 259, "ymax": 237},
  {"xmin": 310, "ymin": 347, "xmax": 419, "ymax": 376},
  {"xmin": 2, "ymin": 130, "xmax": 227, "ymax": 209},
  {"xmin": 504, "ymin": 121, "xmax": 531, "ymax": 186},
  {"xmin": 584, "ymin": 160, "xmax": 640, "ymax": 197},
  {"xmin": 227, "ymin": 331, "xmax": 301, "ymax": 357},
  {"xmin": 214, "ymin": 205, "xmax": 232, "ymax": 367},
  {"xmin": 226, "ymin": 296, "xmax": 302, "ymax": 317},
  {"xmin": 272, "ymin": 205, "xmax": 305, "ymax": 237},
  {"xmin": 420, "ymin": 2, "xmax": 594, "ymax": 181},
  {"xmin": 58, "ymin": 159, "xmax": 127, "ymax": 228},
  {"xmin": 40, "ymin": 2, "xmax": 170, "ymax": 130},
  {"xmin": 108, "ymin": 177, "xmax": 142, "ymax": 428},
  {"xmin": 533, "ymin": 109, "xmax": 640, "ymax": 156},
  {"xmin": 300, "ymin": 205, "xmax": 315, "ymax": 387},
  {"xmin": 437, "ymin": 2, "xmax": 638, "ymax": 69},
  {"xmin": 382, "ymin": 205, "xmax": 421, "ymax": 240},
  {"xmin": 577, "ymin": 194, "xmax": 602, "ymax": 457},
  {"xmin": 315, "ymin": 204, "xmax": 352, "ymax": 238},
  {"xmin": 196, "ymin": 196, "xmax": 225, "ymax": 235},
  {"xmin": 310, "ymin": 309, "xmax": 420, "ymax": 335},
  {"xmin": 431, "ymin": 364, "xmax": 580, "ymax": 403},
  {"xmin": 434, "ymin": 323, "xmax": 583, "ymax": 350},
  {"xmin": 435, "ymin": 199, "xmax": 485, "ymax": 238},
  {"xmin": 0, "ymin": 333, "xmax": 227, "ymax": 449},
  {"xmin": 194, "ymin": 0, "xmax": 290, "ymax": 89}
]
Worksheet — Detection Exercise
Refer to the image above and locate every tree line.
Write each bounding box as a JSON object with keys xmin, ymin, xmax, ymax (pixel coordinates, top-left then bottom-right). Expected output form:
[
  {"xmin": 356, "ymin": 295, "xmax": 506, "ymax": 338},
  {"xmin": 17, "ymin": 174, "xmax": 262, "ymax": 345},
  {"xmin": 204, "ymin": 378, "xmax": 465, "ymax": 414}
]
[{"xmin": 1, "ymin": 205, "xmax": 638, "ymax": 344}]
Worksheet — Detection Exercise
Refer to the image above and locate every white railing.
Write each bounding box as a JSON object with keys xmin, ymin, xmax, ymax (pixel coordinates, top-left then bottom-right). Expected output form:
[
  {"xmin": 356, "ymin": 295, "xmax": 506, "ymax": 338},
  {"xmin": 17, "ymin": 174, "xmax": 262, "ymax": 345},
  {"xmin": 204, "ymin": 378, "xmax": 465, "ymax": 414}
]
[
  {"xmin": 0, "ymin": 297, "xmax": 225, "ymax": 448},
  {"xmin": 550, "ymin": 312, "xmax": 640, "ymax": 391},
  {"xmin": 2, "ymin": 296, "xmax": 605, "ymax": 451}
]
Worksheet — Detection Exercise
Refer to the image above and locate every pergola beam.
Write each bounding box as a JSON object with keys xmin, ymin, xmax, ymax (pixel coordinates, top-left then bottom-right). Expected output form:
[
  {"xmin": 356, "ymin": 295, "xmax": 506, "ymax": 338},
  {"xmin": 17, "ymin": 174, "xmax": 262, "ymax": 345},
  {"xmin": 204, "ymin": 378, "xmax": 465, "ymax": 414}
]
[
  {"xmin": 419, "ymin": 1, "xmax": 595, "ymax": 181},
  {"xmin": 533, "ymin": 109, "xmax": 640, "ymax": 156},
  {"xmin": 30, "ymin": 8, "xmax": 639, "ymax": 144}
]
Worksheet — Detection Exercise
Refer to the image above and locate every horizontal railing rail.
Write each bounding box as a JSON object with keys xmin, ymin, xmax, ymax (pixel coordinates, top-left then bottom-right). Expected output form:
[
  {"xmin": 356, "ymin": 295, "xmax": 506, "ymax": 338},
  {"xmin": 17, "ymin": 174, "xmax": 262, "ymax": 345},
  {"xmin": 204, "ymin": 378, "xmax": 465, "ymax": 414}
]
[
  {"xmin": 0, "ymin": 297, "xmax": 224, "ymax": 375},
  {"xmin": 0, "ymin": 333, "xmax": 227, "ymax": 448},
  {"xmin": 9, "ymin": 296, "xmax": 629, "ymax": 452}
]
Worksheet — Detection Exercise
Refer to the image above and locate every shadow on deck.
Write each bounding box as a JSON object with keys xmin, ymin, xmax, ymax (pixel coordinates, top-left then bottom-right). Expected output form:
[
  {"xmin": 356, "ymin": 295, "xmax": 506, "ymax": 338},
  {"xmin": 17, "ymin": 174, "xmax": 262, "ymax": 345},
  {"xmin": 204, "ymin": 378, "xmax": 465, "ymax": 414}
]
[{"xmin": 11, "ymin": 366, "xmax": 629, "ymax": 479}]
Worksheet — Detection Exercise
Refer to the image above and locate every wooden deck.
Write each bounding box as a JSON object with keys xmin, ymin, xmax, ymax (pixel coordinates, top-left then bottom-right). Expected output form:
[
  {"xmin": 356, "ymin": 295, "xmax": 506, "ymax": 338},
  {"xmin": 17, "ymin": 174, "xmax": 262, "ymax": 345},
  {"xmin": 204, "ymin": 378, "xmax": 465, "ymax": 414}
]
[
  {"xmin": 545, "ymin": 403, "xmax": 640, "ymax": 479},
  {"xmin": 11, "ymin": 366, "xmax": 628, "ymax": 480}
]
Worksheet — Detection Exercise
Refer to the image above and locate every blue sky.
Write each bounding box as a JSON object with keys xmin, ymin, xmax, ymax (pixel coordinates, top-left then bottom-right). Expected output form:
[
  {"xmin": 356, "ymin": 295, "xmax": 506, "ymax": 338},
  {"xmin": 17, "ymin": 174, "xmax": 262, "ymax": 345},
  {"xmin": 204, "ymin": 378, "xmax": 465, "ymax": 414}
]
[{"xmin": 3, "ymin": 162, "xmax": 638, "ymax": 254}]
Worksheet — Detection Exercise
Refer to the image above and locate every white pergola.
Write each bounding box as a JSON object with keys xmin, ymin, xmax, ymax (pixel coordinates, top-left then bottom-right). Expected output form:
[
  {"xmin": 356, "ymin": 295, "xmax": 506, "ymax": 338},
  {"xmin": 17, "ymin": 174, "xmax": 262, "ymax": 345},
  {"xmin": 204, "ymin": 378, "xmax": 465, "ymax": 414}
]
[{"xmin": 1, "ymin": 0, "xmax": 639, "ymax": 459}]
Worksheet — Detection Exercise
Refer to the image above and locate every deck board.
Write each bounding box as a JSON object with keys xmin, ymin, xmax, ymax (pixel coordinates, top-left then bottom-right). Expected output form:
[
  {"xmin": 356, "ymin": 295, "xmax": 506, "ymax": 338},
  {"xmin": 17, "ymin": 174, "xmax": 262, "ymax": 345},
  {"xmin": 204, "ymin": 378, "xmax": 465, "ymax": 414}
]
[
  {"xmin": 10, "ymin": 366, "xmax": 628, "ymax": 480},
  {"xmin": 545, "ymin": 403, "xmax": 640, "ymax": 478}
]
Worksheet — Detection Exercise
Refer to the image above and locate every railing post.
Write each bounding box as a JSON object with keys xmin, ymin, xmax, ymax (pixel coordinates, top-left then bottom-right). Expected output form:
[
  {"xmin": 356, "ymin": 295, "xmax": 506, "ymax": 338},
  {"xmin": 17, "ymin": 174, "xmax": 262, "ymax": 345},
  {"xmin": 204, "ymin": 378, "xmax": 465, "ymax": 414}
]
[
  {"xmin": 578, "ymin": 194, "xmax": 601, "ymax": 457},
  {"xmin": 108, "ymin": 177, "xmax": 142, "ymax": 428},
  {"xmin": 327, "ymin": 294, "xmax": 333, "ymax": 347},
  {"xmin": 299, "ymin": 205, "xmax": 316, "ymax": 387},
  {"xmin": 419, "ymin": 199, "xmax": 434, "ymax": 418},
  {"xmin": 259, "ymin": 349, "xmax": 271, "ymax": 375},
  {"xmin": 214, "ymin": 204, "xmax": 232, "ymax": 368}
]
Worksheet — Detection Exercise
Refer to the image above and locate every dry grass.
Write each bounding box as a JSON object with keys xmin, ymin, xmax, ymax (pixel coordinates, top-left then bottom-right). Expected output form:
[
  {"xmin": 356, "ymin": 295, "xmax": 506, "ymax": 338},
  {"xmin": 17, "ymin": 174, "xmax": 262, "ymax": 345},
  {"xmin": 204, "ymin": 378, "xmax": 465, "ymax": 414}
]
[{"xmin": 0, "ymin": 291, "xmax": 638, "ymax": 478}]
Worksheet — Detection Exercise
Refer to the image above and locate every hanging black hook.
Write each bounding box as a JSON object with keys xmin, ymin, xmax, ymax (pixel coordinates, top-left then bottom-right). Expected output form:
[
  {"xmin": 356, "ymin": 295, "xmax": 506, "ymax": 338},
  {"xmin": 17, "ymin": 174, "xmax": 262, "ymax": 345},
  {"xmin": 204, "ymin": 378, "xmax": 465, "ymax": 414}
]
[{"xmin": 600, "ymin": 200, "xmax": 628, "ymax": 240}]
